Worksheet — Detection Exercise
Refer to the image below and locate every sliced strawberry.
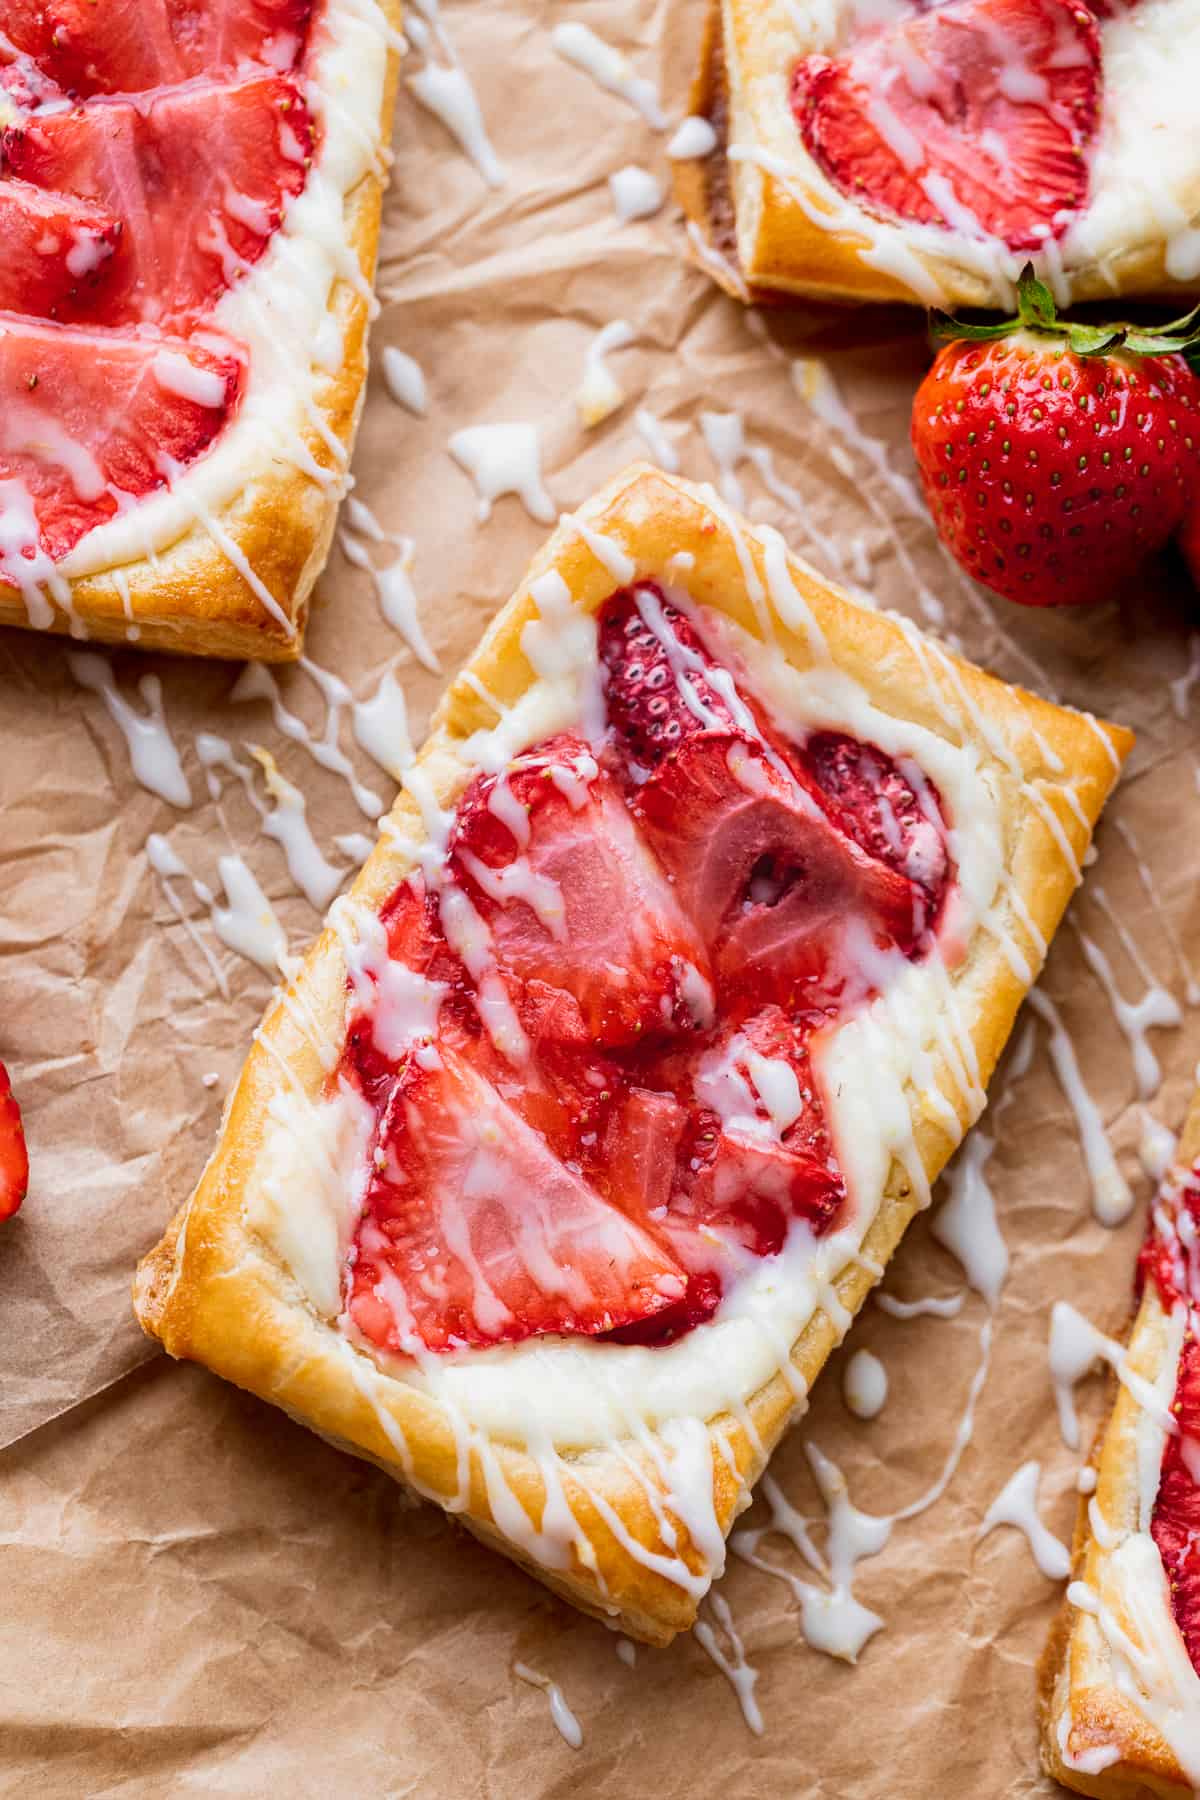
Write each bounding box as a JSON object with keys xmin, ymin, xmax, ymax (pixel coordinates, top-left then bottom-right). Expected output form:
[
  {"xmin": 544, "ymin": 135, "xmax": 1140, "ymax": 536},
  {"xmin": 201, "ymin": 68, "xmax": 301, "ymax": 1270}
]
[
  {"xmin": 602, "ymin": 1085, "xmax": 687, "ymax": 1220},
  {"xmin": 1152, "ymin": 1333, "xmax": 1200, "ymax": 1673},
  {"xmin": 0, "ymin": 314, "xmax": 242, "ymax": 566},
  {"xmin": 792, "ymin": 0, "xmax": 1101, "ymax": 252},
  {"xmin": 0, "ymin": 177, "xmax": 119, "ymax": 319},
  {"xmin": 346, "ymin": 1044, "xmax": 689, "ymax": 1354},
  {"xmin": 678, "ymin": 1007, "xmax": 843, "ymax": 1248},
  {"xmin": 2, "ymin": 73, "xmax": 311, "ymax": 330},
  {"xmin": 0, "ymin": 1062, "xmax": 29, "ymax": 1221},
  {"xmin": 802, "ymin": 730, "xmax": 950, "ymax": 921},
  {"xmin": 0, "ymin": 0, "xmax": 311, "ymax": 97},
  {"xmin": 448, "ymin": 733, "xmax": 713, "ymax": 1049},
  {"xmin": 599, "ymin": 583, "xmax": 740, "ymax": 775},
  {"xmin": 631, "ymin": 731, "xmax": 922, "ymax": 1015}
]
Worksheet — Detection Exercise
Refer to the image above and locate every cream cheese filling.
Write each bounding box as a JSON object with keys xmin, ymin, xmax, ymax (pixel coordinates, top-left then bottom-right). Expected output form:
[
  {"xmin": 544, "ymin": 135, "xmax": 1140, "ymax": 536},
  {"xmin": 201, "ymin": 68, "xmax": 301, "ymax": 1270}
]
[{"xmin": 246, "ymin": 581, "xmax": 1023, "ymax": 1449}]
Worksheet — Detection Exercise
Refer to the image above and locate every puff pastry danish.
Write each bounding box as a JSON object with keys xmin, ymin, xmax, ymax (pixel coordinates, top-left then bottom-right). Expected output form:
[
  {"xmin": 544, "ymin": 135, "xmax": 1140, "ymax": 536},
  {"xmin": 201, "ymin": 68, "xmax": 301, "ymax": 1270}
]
[
  {"xmin": 134, "ymin": 465, "xmax": 1130, "ymax": 1645},
  {"xmin": 0, "ymin": 0, "xmax": 401, "ymax": 660},
  {"xmin": 1040, "ymin": 1084, "xmax": 1200, "ymax": 1798},
  {"xmin": 676, "ymin": 0, "xmax": 1200, "ymax": 311}
]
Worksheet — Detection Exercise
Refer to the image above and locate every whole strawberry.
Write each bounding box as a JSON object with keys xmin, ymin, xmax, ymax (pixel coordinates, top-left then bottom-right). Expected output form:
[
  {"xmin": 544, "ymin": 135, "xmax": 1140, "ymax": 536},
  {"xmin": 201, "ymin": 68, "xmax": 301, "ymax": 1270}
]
[
  {"xmin": 0, "ymin": 1061, "xmax": 28, "ymax": 1221},
  {"xmin": 912, "ymin": 266, "xmax": 1200, "ymax": 607}
]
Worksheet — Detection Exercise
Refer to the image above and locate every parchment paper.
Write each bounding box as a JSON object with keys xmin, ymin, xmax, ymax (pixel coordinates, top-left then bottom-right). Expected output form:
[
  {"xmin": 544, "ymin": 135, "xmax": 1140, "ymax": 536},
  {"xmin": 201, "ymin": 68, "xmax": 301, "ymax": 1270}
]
[{"xmin": 3, "ymin": 1, "xmax": 1199, "ymax": 1793}]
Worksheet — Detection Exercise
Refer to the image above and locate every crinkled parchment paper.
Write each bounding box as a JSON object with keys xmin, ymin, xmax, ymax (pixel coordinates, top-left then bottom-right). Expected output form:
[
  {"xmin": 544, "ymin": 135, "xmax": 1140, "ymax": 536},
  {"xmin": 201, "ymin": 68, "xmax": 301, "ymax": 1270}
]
[{"xmin": 3, "ymin": 2, "xmax": 1200, "ymax": 1793}]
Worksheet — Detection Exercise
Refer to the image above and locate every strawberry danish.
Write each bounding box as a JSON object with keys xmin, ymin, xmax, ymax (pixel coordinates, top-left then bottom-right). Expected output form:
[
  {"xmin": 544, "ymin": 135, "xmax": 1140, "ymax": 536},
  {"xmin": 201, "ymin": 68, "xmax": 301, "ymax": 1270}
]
[
  {"xmin": 676, "ymin": 0, "xmax": 1200, "ymax": 310},
  {"xmin": 1042, "ymin": 1081, "xmax": 1200, "ymax": 1798},
  {"xmin": 0, "ymin": 0, "xmax": 402, "ymax": 657},
  {"xmin": 134, "ymin": 466, "xmax": 1129, "ymax": 1644}
]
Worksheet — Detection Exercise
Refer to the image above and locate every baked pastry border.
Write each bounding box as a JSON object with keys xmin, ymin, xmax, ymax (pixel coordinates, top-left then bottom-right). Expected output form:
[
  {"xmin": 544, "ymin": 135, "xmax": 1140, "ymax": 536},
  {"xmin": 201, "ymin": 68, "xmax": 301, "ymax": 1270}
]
[
  {"xmin": 676, "ymin": 0, "xmax": 1200, "ymax": 311},
  {"xmin": 0, "ymin": 3, "xmax": 403, "ymax": 663},
  {"xmin": 133, "ymin": 464, "xmax": 1131, "ymax": 1644},
  {"xmin": 1039, "ymin": 1091, "xmax": 1200, "ymax": 1800}
]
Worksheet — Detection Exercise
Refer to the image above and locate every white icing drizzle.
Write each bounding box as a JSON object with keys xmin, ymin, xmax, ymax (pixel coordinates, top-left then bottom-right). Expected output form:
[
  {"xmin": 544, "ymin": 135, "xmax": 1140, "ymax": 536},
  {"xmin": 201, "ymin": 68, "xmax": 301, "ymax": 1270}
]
[
  {"xmin": 977, "ymin": 1460, "xmax": 1071, "ymax": 1580},
  {"xmin": 575, "ymin": 321, "xmax": 635, "ymax": 429},
  {"xmin": 842, "ymin": 1349, "xmax": 888, "ymax": 1420},
  {"xmin": 685, "ymin": 220, "xmax": 751, "ymax": 302},
  {"xmin": 633, "ymin": 408, "xmax": 680, "ymax": 473},
  {"xmin": 694, "ymin": 1593, "xmax": 764, "ymax": 1735},
  {"xmin": 146, "ymin": 831, "xmax": 287, "ymax": 979},
  {"xmin": 550, "ymin": 22, "xmax": 667, "ymax": 129},
  {"xmin": 230, "ymin": 662, "xmax": 383, "ymax": 819},
  {"xmin": 1026, "ymin": 990, "xmax": 1133, "ymax": 1227},
  {"xmin": 381, "ymin": 346, "xmax": 428, "ymax": 416},
  {"xmin": 448, "ymin": 424, "xmax": 555, "ymax": 524},
  {"xmin": 210, "ymin": 853, "xmax": 290, "ymax": 974},
  {"xmin": 875, "ymin": 1290, "xmax": 965, "ymax": 1320},
  {"xmin": 1068, "ymin": 915, "xmax": 1181, "ymax": 1102},
  {"xmin": 339, "ymin": 525, "xmax": 440, "ymax": 672},
  {"xmin": 933, "ymin": 1132, "xmax": 1007, "ymax": 1307},
  {"xmin": 68, "ymin": 654, "xmax": 192, "ymax": 808},
  {"xmin": 351, "ymin": 667, "xmax": 415, "ymax": 781},
  {"xmin": 615, "ymin": 1637, "xmax": 637, "ymax": 1667},
  {"xmin": 512, "ymin": 1662, "xmax": 583, "ymax": 1750},
  {"xmin": 248, "ymin": 747, "xmax": 344, "ymax": 910},
  {"xmin": 667, "ymin": 116, "xmax": 718, "ymax": 159},
  {"xmin": 1048, "ymin": 1301, "xmax": 1177, "ymax": 1452},
  {"xmin": 335, "ymin": 831, "xmax": 376, "ymax": 866},
  {"xmin": 609, "ymin": 165, "xmax": 664, "ymax": 223},
  {"xmin": 145, "ymin": 832, "xmax": 230, "ymax": 999},
  {"xmin": 405, "ymin": 0, "xmax": 505, "ymax": 188}
]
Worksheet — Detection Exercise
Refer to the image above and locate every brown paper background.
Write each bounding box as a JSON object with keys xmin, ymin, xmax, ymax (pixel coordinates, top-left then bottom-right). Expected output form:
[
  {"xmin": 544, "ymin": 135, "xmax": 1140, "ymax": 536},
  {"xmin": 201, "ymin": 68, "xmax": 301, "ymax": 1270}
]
[{"xmin": 3, "ymin": 1, "xmax": 1199, "ymax": 1793}]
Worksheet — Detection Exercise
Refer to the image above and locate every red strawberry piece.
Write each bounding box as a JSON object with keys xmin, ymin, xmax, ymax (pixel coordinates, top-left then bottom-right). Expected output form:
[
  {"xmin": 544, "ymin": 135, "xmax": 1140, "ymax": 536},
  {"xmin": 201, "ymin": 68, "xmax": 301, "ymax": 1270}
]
[
  {"xmin": 913, "ymin": 268, "xmax": 1200, "ymax": 607},
  {"xmin": 0, "ymin": 315, "xmax": 243, "ymax": 567},
  {"xmin": 631, "ymin": 730, "xmax": 922, "ymax": 1014},
  {"xmin": 0, "ymin": 1062, "xmax": 29, "ymax": 1221},
  {"xmin": 1152, "ymin": 1333, "xmax": 1200, "ymax": 1673},
  {"xmin": 792, "ymin": 0, "xmax": 1100, "ymax": 252},
  {"xmin": 599, "ymin": 582, "xmax": 741, "ymax": 775},
  {"xmin": 0, "ymin": 0, "xmax": 311, "ymax": 97},
  {"xmin": 0, "ymin": 178, "xmax": 119, "ymax": 319},
  {"xmin": 3, "ymin": 73, "xmax": 312, "ymax": 330},
  {"xmin": 448, "ymin": 732, "xmax": 713, "ymax": 1049},
  {"xmin": 802, "ymin": 730, "xmax": 950, "ymax": 920},
  {"xmin": 603, "ymin": 1085, "xmax": 688, "ymax": 1220},
  {"xmin": 346, "ymin": 1043, "xmax": 689, "ymax": 1354},
  {"xmin": 679, "ymin": 1006, "xmax": 843, "ymax": 1252}
]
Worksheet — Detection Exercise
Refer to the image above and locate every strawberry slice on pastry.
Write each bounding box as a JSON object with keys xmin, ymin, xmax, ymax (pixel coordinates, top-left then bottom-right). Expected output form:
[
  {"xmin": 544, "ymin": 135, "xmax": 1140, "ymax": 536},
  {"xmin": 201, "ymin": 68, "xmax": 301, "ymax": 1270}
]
[
  {"xmin": 0, "ymin": 316, "xmax": 243, "ymax": 566},
  {"xmin": 0, "ymin": 179, "xmax": 120, "ymax": 319},
  {"xmin": 0, "ymin": 0, "xmax": 312, "ymax": 98},
  {"xmin": 448, "ymin": 733, "xmax": 713, "ymax": 1049},
  {"xmin": 2, "ymin": 74, "xmax": 311, "ymax": 330},
  {"xmin": 600, "ymin": 586, "xmax": 933, "ymax": 1014},
  {"xmin": 346, "ymin": 1043, "xmax": 689, "ymax": 1354},
  {"xmin": 791, "ymin": 0, "xmax": 1101, "ymax": 251}
]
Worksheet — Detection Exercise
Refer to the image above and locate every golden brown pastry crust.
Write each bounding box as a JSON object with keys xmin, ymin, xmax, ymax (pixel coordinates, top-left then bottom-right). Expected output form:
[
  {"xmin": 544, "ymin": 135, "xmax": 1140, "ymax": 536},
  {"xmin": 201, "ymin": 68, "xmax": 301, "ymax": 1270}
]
[
  {"xmin": 0, "ymin": 12, "xmax": 402, "ymax": 663},
  {"xmin": 677, "ymin": 0, "xmax": 1200, "ymax": 311},
  {"xmin": 133, "ymin": 464, "xmax": 1131, "ymax": 1645},
  {"xmin": 1039, "ymin": 1091, "xmax": 1200, "ymax": 1800}
]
